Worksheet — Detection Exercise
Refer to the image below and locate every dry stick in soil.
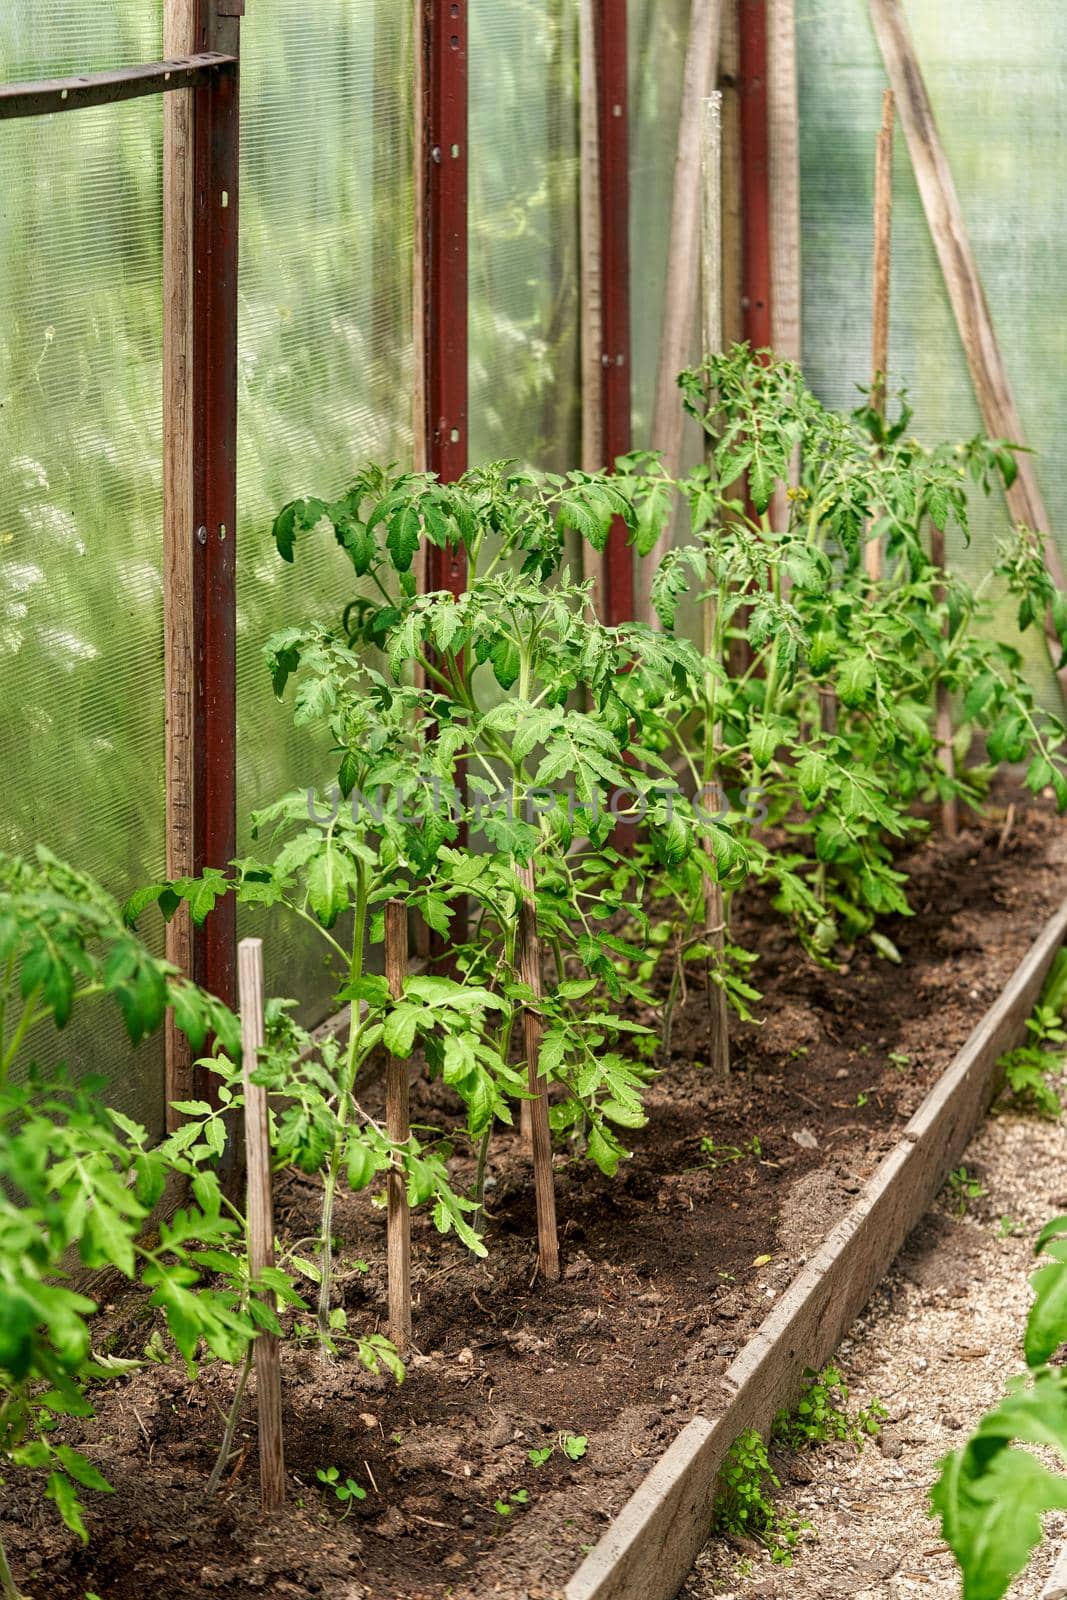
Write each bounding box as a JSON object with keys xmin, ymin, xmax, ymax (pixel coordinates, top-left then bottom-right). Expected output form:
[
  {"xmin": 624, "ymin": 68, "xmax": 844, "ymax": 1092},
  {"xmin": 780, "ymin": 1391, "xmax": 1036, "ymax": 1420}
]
[
  {"xmin": 699, "ymin": 91, "xmax": 729, "ymax": 1083},
  {"xmin": 239, "ymin": 938, "xmax": 285, "ymax": 1510},
  {"xmin": 516, "ymin": 861, "xmax": 560, "ymax": 1281},
  {"xmin": 643, "ymin": 0, "xmax": 723, "ymax": 617},
  {"xmin": 869, "ymin": 0, "xmax": 1067, "ymax": 706},
  {"xmin": 929, "ymin": 521, "xmax": 959, "ymax": 839},
  {"xmin": 384, "ymin": 900, "xmax": 412, "ymax": 1353},
  {"xmin": 865, "ymin": 86, "xmax": 895, "ymax": 584}
]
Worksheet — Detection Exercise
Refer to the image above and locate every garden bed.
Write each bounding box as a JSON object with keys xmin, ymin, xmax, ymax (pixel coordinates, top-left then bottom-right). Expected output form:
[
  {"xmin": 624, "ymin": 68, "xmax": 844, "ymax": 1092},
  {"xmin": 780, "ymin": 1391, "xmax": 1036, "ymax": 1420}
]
[{"xmin": 5, "ymin": 791, "xmax": 1066, "ymax": 1600}]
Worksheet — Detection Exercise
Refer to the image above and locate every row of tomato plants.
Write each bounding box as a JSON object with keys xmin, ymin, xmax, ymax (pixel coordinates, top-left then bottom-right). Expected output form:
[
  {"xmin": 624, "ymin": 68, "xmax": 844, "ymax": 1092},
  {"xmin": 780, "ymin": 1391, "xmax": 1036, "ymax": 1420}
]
[{"xmin": 3, "ymin": 346, "xmax": 1067, "ymax": 1591}]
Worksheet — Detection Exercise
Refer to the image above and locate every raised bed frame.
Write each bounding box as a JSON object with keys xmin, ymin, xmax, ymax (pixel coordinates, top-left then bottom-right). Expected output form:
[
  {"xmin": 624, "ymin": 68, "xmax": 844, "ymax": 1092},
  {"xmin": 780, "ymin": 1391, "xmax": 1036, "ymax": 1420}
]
[{"xmin": 565, "ymin": 894, "xmax": 1067, "ymax": 1600}]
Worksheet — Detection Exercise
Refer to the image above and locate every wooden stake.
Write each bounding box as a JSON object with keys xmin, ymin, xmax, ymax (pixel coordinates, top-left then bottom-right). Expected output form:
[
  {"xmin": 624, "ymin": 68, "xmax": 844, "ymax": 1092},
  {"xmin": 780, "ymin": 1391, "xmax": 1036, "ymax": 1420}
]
[
  {"xmin": 865, "ymin": 87, "xmax": 895, "ymax": 584},
  {"xmin": 929, "ymin": 524, "xmax": 959, "ymax": 839},
  {"xmin": 643, "ymin": 0, "xmax": 724, "ymax": 615},
  {"xmin": 516, "ymin": 862, "xmax": 560, "ymax": 1282},
  {"xmin": 869, "ymin": 0, "xmax": 1067, "ymax": 704},
  {"xmin": 163, "ymin": 0, "xmax": 196, "ymax": 1131},
  {"xmin": 384, "ymin": 900, "xmax": 412, "ymax": 1353},
  {"xmin": 238, "ymin": 938, "xmax": 285, "ymax": 1512},
  {"xmin": 700, "ymin": 94, "xmax": 730, "ymax": 1084}
]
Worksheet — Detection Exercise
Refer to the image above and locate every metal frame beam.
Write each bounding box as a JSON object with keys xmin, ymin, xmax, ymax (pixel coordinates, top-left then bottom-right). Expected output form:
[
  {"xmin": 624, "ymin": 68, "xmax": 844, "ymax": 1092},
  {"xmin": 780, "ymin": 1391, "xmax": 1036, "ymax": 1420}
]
[
  {"xmin": 595, "ymin": 0, "xmax": 633, "ymax": 625},
  {"xmin": 189, "ymin": 0, "xmax": 242, "ymax": 1056},
  {"xmin": 0, "ymin": 54, "xmax": 235, "ymax": 120},
  {"xmin": 420, "ymin": 0, "xmax": 469, "ymax": 606}
]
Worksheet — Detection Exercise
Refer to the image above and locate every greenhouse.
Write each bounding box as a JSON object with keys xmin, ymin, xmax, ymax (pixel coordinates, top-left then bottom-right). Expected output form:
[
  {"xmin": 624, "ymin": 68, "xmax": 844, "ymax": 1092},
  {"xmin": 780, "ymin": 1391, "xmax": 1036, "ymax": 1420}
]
[{"xmin": 2, "ymin": 1, "xmax": 1067, "ymax": 1596}]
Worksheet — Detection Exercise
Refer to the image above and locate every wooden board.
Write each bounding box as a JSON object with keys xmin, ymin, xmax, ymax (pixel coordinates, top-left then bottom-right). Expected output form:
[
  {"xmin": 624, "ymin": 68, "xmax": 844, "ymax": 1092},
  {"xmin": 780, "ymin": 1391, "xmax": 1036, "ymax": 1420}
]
[{"xmin": 565, "ymin": 893, "xmax": 1067, "ymax": 1600}]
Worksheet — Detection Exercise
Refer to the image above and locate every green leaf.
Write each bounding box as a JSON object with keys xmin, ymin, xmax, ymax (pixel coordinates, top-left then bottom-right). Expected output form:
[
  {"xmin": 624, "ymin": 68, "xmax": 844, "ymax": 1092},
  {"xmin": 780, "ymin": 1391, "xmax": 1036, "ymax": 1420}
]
[
  {"xmin": 53, "ymin": 1447, "xmax": 113, "ymax": 1494},
  {"xmin": 387, "ymin": 505, "xmax": 421, "ymax": 572},
  {"xmin": 46, "ymin": 1472, "xmax": 90, "ymax": 1542},
  {"xmin": 934, "ymin": 1434, "xmax": 1067, "ymax": 1600},
  {"xmin": 306, "ymin": 840, "xmax": 356, "ymax": 929}
]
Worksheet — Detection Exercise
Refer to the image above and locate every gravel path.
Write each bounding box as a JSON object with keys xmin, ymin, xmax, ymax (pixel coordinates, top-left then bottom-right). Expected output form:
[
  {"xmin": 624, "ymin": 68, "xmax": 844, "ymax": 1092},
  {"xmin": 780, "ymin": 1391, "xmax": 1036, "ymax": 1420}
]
[{"xmin": 683, "ymin": 1108, "xmax": 1067, "ymax": 1599}]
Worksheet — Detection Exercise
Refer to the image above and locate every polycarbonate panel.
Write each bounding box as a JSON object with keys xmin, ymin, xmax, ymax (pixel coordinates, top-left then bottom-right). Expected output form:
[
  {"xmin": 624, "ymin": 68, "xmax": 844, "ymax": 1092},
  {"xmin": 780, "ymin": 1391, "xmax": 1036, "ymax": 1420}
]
[
  {"xmin": 797, "ymin": 0, "xmax": 1067, "ymax": 703},
  {"xmin": 0, "ymin": 93, "xmax": 166, "ymax": 1121},
  {"xmin": 237, "ymin": 0, "xmax": 415, "ymax": 1017},
  {"xmin": 628, "ymin": 0, "xmax": 689, "ymax": 449},
  {"xmin": 0, "ymin": 5, "xmax": 160, "ymax": 81},
  {"xmin": 468, "ymin": 0, "xmax": 581, "ymax": 471}
]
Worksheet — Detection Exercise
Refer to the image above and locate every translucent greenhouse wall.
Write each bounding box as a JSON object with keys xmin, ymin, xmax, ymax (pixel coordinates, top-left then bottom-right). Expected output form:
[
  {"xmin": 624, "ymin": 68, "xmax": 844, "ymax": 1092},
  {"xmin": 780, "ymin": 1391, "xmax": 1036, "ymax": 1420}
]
[
  {"xmin": 796, "ymin": 0, "xmax": 1067, "ymax": 704},
  {"xmin": 3, "ymin": 0, "xmax": 1066, "ymax": 1127},
  {"xmin": 468, "ymin": 0, "xmax": 581, "ymax": 471},
  {"xmin": 0, "ymin": 4, "xmax": 168, "ymax": 1126}
]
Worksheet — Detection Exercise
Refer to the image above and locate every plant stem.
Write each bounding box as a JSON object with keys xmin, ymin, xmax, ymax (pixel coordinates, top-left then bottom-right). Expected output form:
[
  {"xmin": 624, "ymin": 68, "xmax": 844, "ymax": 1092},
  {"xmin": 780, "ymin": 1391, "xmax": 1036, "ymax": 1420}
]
[
  {"xmin": 0, "ymin": 1533, "xmax": 27, "ymax": 1600},
  {"xmin": 0, "ymin": 990, "xmax": 41, "ymax": 1088},
  {"xmin": 205, "ymin": 1345, "xmax": 253, "ymax": 1496},
  {"xmin": 470, "ymin": 1123, "xmax": 493, "ymax": 1233}
]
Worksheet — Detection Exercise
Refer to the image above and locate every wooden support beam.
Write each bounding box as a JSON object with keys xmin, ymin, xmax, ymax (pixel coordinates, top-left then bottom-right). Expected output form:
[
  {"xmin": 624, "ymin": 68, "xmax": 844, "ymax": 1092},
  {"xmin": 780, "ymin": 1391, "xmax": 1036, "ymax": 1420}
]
[
  {"xmin": 865, "ymin": 87, "xmax": 896, "ymax": 585},
  {"xmin": 699, "ymin": 93, "xmax": 730, "ymax": 1084},
  {"xmin": 766, "ymin": 0, "xmax": 800, "ymax": 364},
  {"xmin": 869, "ymin": 0, "xmax": 1067, "ymax": 702}
]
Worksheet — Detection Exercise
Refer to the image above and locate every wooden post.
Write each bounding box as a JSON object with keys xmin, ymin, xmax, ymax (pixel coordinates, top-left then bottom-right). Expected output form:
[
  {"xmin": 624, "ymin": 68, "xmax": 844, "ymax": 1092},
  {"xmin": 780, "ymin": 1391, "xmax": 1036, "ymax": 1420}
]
[
  {"xmin": 643, "ymin": 0, "xmax": 723, "ymax": 616},
  {"xmin": 238, "ymin": 938, "xmax": 285, "ymax": 1511},
  {"xmin": 163, "ymin": 0, "xmax": 196, "ymax": 1131},
  {"xmin": 869, "ymin": 0, "xmax": 1067, "ymax": 705},
  {"xmin": 700, "ymin": 94, "xmax": 730, "ymax": 1084},
  {"xmin": 516, "ymin": 862, "xmax": 560, "ymax": 1282},
  {"xmin": 578, "ymin": 0, "xmax": 605, "ymax": 616},
  {"xmin": 719, "ymin": 2, "xmax": 744, "ymax": 351},
  {"xmin": 384, "ymin": 901, "xmax": 412, "ymax": 1353},
  {"xmin": 929, "ymin": 524, "xmax": 959, "ymax": 839},
  {"xmin": 865, "ymin": 87, "xmax": 895, "ymax": 584}
]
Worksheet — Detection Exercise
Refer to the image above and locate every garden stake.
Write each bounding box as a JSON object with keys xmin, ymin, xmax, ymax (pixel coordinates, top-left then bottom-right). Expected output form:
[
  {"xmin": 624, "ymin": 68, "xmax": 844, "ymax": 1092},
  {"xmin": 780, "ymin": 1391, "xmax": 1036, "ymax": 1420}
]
[
  {"xmin": 869, "ymin": 0, "xmax": 1067, "ymax": 706},
  {"xmin": 384, "ymin": 900, "xmax": 412, "ymax": 1353},
  {"xmin": 767, "ymin": 0, "xmax": 801, "ymax": 536},
  {"xmin": 929, "ymin": 522, "xmax": 959, "ymax": 838},
  {"xmin": 517, "ymin": 861, "xmax": 561, "ymax": 1282},
  {"xmin": 700, "ymin": 92, "xmax": 730, "ymax": 1083},
  {"xmin": 866, "ymin": 86, "xmax": 895, "ymax": 584},
  {"xmin": 238, "ymin": 937, "xmax": 285, "ymax": 1512}
]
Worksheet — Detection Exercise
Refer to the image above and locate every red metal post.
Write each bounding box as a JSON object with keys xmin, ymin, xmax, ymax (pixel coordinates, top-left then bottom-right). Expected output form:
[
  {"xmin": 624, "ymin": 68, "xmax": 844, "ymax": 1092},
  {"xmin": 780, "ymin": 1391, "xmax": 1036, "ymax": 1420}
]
[
  {"xmin": 191, "ymin": 0, "xmax": 242, "ymax": 1046},
  {"xmin": 421, "ymin": 0, "xmax": 468, "ymax": 598},
  {"xmin": 595, "ymin": 0, "xmax": 633, "ymax": 625},
  {"xmin": 738, "ymin": 0, "xmax": 773, "ymax": 349}
]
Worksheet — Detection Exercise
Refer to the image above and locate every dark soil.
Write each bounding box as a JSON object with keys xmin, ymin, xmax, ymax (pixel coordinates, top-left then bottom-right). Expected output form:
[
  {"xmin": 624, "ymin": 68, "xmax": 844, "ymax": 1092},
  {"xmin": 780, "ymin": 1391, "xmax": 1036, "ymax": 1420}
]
[{"xmin": 5, "ymin": 790, "xmax": 1065, "ymax": 1600}]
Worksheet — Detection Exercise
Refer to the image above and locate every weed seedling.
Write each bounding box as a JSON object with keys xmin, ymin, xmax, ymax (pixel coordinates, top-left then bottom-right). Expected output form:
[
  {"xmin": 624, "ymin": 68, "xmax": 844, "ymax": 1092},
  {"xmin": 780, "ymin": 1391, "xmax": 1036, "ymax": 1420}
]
[
  {"xmin": 560, "ymin": 1433, "xmax": 588, "ymax": 1461},
  {"xmin": 773, "ymin": 1366, "xmax": 886, "ymax": 1451},
  {"xmin": 494, "ymin": 1489, "xmax": 529, "ymax": 1517},
  {"xmin": 946, "ymin": 1166, "xmax": 988, "ymax": 1218},
  {"xmin": 316, "ymin": 1467, "xmax": 367, "ymax": 1517},
  {"xmin": 527, "ymin": 1447, "xmax": 553, "ymax": 1468},
  {"xmin": 712, "ymin": 1429, "xmax": 808, "ymax": 1565}
]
